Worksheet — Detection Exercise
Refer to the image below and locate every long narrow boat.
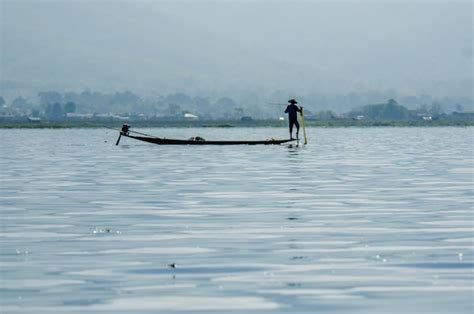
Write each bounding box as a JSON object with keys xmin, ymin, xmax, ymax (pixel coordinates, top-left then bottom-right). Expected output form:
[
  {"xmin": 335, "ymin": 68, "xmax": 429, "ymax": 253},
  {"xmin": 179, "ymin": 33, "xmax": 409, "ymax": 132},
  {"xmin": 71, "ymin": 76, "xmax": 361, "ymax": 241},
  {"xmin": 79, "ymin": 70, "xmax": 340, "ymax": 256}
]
[{"xmin": 116, "ymin": 124, "xmax": 296, "ymax": 146}]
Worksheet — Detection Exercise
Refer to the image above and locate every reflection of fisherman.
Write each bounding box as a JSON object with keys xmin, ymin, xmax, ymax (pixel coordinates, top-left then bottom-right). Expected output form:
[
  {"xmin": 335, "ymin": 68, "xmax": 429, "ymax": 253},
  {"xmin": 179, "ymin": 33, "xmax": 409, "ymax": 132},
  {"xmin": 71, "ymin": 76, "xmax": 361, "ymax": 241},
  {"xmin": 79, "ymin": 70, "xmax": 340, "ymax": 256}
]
[{"xmin": 284, "ymin": 99, "xmax": 303, "ymax": 140}]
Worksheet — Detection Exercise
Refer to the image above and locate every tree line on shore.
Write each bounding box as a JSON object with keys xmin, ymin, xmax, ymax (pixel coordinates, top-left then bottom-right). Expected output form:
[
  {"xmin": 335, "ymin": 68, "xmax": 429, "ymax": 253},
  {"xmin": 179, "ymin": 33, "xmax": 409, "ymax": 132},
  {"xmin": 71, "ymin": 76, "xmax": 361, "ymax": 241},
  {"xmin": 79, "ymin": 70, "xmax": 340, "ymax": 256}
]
[{"xmin": 0, "ymin": 90, "xmax": 472, "ymax": 123}]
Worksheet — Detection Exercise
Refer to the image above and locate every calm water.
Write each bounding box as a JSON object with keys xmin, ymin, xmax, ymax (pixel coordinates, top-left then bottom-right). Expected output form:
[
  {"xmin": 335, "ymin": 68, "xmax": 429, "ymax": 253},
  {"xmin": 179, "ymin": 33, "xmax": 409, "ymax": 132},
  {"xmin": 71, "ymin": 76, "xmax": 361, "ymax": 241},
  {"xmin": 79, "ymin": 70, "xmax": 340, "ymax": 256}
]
[{"xmin": 0, "ymin": 127, "xmax": 473, "ymax": 313}]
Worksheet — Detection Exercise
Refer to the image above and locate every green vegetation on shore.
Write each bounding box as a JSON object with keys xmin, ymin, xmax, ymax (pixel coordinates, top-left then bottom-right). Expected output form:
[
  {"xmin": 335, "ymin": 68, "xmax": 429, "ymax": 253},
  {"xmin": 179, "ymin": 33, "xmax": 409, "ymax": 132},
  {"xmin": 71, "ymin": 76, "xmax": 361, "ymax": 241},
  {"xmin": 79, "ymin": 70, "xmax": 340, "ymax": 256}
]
[
  {"xmin": 1, "ymin": 118, "xmax": 473, "ymax": 129},
  {"xmin": 2, "ymin": 91, "xmax": 473, "ymax": 129}
]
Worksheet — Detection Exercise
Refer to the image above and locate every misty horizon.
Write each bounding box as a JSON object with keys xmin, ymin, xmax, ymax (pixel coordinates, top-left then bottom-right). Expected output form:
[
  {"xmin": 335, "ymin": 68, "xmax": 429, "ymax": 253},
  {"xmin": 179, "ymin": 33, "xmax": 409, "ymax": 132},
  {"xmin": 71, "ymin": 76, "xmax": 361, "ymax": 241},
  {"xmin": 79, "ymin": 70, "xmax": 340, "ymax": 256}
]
[{"xmin": 1, "ymin": 0, "xmax": 472, "ymax": 101}]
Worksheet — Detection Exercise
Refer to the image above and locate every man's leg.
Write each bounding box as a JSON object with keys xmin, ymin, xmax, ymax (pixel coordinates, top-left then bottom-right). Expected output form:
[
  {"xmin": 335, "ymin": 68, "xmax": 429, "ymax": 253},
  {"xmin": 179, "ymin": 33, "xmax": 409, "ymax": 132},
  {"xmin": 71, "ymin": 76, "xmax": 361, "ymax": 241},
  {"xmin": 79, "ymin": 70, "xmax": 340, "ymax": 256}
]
[{"xmin": 295, "ymin": 120, "xmax": 300, "ymax": 139}]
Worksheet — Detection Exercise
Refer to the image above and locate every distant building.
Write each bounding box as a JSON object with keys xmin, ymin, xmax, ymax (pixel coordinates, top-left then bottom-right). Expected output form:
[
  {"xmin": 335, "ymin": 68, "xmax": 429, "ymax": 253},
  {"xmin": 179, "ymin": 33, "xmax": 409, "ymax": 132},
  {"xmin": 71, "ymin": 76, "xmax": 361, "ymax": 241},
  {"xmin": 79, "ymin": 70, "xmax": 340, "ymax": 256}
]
[
  {"xmin": 95, "ymin": 113, "xmax": 130, "ymax": 120},
  {"xmin": 66, "ymin": 113, "xmax": 93, "ymax": 119},
  {"xmin": 113, "ymin": 115, "xmax": 130, "ymax": 121},
  {"xmin": 184, "ymin": 113, "xmax": 199, "ymax": 121},
  {"xmin": 28, "ymin": 116, "xmax": 41, "ymax": 122}
]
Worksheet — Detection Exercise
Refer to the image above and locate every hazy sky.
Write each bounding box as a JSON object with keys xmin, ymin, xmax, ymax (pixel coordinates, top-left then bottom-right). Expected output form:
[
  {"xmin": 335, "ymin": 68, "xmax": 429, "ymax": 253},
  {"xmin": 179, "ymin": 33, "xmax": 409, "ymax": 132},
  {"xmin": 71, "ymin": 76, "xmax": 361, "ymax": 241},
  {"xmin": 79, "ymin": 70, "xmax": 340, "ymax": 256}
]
[{"xmin": 1, "ymin": 0, "xmax": 472, "ymax": 98}]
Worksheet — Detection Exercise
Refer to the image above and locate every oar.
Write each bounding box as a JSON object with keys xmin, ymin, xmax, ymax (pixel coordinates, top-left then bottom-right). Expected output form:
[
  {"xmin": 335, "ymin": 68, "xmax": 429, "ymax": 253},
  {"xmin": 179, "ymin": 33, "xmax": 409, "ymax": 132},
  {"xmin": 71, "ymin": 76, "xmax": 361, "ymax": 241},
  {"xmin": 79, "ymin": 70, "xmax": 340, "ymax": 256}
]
[
  {"xmin": 103, "ymin": 126, "xmax": 124, "ymax": 146},
  {"xmin": 115, "ymin": 134, "xmax": 122, "ymax": 146},
  {"xmin": 300, "ymin": 108, "xmax": 308, "ymax": 145}
]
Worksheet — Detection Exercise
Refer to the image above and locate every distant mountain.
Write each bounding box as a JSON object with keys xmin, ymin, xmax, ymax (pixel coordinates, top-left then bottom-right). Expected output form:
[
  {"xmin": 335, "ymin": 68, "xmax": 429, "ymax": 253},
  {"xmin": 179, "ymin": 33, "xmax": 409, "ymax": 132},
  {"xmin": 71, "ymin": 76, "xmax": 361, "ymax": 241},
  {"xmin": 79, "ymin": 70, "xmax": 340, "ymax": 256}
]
[
  {"xmin": 1, "ymin": 1, "xmax": 303, "ymax": 95},
  {"xmin": 1, "ymin": 1, "xmax": 472, "ymax": 99}
]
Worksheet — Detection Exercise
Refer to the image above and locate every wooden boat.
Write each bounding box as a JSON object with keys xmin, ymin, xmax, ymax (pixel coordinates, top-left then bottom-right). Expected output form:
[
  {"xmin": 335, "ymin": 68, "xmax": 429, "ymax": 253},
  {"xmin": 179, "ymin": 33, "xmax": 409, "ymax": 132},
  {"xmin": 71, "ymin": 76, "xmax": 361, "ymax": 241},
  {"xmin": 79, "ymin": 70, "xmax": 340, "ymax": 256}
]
[{"xmin": 116, "ymin": 124, "xmax": 296, "ymax": 146}]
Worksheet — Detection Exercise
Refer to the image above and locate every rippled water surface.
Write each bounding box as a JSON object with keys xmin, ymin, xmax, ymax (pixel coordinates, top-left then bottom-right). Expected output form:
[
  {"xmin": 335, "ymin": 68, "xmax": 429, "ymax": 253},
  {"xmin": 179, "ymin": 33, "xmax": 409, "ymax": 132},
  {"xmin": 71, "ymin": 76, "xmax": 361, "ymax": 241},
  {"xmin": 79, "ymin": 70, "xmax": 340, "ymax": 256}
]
[{"xmin": 1, "ymin": 127, "xmax": 473, "ymax": 313}]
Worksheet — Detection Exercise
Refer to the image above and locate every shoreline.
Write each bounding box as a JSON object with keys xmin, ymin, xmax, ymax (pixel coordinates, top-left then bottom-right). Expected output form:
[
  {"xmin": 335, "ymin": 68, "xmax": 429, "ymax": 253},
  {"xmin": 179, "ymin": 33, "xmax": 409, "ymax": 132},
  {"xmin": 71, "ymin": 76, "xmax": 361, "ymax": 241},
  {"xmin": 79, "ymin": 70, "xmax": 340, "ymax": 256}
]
[{"xmin": 1, "ymin": 119, "xmax": 473, "ymax": 129}]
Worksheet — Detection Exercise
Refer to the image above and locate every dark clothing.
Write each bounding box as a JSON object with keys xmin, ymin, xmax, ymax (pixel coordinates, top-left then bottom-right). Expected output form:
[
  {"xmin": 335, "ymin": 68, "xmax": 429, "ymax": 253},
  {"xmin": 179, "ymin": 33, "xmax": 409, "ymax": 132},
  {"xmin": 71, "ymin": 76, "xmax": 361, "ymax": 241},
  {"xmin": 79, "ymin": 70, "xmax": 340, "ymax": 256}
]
[
  {"xmin": 285, "ymin": 104, "xmax": 302, "ymax": 121},
  {"xmin": 289, "ymin": 119, "xmax": 300, "ymax": 138},
  {"xmin": 285, "ymin": 104, "xmax": 302, "ymax": 139}
]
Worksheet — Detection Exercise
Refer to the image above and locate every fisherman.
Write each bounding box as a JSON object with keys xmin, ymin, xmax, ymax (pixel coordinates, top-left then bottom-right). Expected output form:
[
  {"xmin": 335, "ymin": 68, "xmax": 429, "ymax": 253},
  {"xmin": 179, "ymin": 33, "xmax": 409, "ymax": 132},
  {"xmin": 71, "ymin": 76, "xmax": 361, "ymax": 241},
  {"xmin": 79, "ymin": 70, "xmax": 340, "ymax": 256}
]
[{"xmin": 284, "ymin": 99, "xmax": 303, "ymax": 140}]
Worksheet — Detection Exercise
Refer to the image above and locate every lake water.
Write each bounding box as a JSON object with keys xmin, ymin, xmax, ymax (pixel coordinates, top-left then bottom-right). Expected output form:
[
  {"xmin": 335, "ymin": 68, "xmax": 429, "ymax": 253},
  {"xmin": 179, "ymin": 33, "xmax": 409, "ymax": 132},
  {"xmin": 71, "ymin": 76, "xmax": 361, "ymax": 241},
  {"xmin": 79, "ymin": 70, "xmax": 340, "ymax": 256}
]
[{"xmin": 0, "ymin": 127, "xmax": 473, "ymax": 313}]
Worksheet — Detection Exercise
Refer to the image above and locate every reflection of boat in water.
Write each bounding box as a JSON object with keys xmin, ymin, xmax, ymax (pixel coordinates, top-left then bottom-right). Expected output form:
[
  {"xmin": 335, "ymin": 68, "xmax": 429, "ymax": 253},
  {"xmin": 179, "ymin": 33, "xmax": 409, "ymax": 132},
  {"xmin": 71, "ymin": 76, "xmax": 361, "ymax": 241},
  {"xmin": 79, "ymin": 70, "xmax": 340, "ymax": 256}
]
[{"xmin": 115, "ymin": 124, "xmax": 296, "ymax": 146}]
